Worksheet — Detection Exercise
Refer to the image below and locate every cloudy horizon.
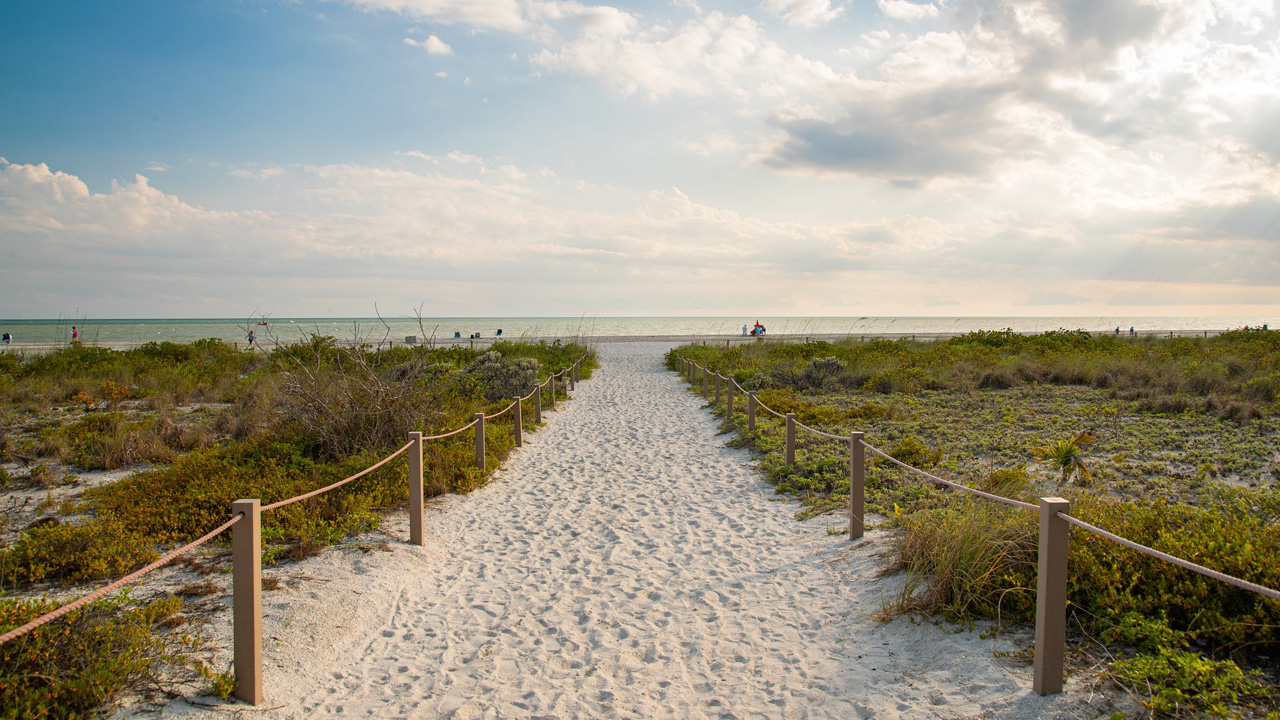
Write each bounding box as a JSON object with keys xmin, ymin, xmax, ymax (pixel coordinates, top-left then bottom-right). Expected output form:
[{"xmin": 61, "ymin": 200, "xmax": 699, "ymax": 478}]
[{"xmin": 2, "ymin": 0, "xmax": 1278, "ymax": 319}]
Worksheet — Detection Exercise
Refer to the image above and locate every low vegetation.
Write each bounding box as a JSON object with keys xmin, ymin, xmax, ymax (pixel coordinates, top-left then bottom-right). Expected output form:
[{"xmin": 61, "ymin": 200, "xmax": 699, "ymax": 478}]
[
  {"xmin": 0, "ymin": 336, "xmax": 593, "ymax": 716},
  {"xmin": 670, "ymin": 329, "xmax": 1280, "ymax": 718}
]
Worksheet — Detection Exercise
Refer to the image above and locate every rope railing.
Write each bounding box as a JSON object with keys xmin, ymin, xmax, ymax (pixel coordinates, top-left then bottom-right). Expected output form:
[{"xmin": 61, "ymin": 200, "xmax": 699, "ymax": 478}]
[
  {"xmin": 1, "ymin": 353, "xmax": 590, "ymax": 705},
  {"xmin": 261, "ymin": 440, "xmax": 416, "ymax": 512},
  {"xmin": 792, "ymin": 418, "xmax": 850, "ymax": 442},
  {"xmin": 422, "ymin": 417, "xmax": 480, "ymax": 440},
  {"xmin": 0, "ymin": 513, "xmax": 244, "ymax": 645},
  {"xmin": 483, "ymin": 400, "xmax": 517, "ymax": 420},
  {"xmin": 673, "ymin": 351, "xmax": 1278, "ymax": 697},
  {"xmin": 1056, "ymin": 512, "xmax": 1280, "ymax": 601},
  {"xmin": 861, "ymin": 441, "xmax": 1040, "ymax": 512}
]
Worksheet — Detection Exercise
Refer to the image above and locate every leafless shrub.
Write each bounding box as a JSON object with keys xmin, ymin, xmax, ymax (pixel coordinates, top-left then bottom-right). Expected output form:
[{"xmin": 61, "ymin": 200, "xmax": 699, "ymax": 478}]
[{"xmin": 273, "ymin": 340, "xmax": 446, "ymax": 461}]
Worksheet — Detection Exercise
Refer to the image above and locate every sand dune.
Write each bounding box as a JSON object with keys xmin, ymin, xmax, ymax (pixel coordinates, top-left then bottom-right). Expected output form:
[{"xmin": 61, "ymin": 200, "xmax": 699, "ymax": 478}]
[{"xmin": 150, "ymin": 341, "xmax": 1130, "ymax": 719}]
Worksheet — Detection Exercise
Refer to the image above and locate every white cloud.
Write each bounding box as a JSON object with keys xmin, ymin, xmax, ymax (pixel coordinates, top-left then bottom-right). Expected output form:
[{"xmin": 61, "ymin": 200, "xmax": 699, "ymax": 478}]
[
  {"xmin": 4, "ymin": 157, "xmax": 1277, "ymax": 316},
  {"xmin": 144, "ymin": 162, "xmax": 168, "ymax": 172},
  {"xmin": 404, "ymin": 33, "xmax": 453, "ymax": 54},
  {"xmin": 435, "ymin": 70, "xmax": 449, "ymax": 77},
  {"xmin": 763, "ymin": 0, "xmax": 844, "ymax": 28},
  {"xmin": 681, "ymin": 132, "xmax": 746, "ymax": 156},
  {"xmin": 338, "ymin": 0, "xmax": 529, "ymax": 33},
  {"xmin": 496, "ymin": 164, "xmax": 527, "ymax": 180},
  {"xmin": 446, "ymin": 150, "xmax": 484, "ymax": 164},
  {"xmin": 877, "ymin": 0, "xmax": 939, "ymax": 21},
  {"xmin": 532, "ymin": 11, "xmax": 838, "ymax": 100},
  {"xmin": 229, "ymin": 166, "xmax": 287, "ymax": 180}
]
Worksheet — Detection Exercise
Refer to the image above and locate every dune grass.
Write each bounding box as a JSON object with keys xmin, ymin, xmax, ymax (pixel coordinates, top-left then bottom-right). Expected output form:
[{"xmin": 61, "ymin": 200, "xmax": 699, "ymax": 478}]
[
  {"xmin": 671, "ymin": 329, "xmax": 1280, "ymax": 717},
  {"xmin": 0, "ymin": 336, "xmax": 594, "ymax": 717}
]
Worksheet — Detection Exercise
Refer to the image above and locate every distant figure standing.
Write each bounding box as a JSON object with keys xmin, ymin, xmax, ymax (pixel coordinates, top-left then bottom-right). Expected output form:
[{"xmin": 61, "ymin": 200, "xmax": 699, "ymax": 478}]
[
  {"xmin": 2, "ymin": 332, "xmax": 10, "ymax": 345},
  {"xmin": 496, "ymin": 329, "xmax": 503, "ymax": 336},
  {"xmin": 1129, "ymin": 326, "xmax": 1135, "ymax": 335},
  {"xmin": 71, "ymin": 326, "xmax": 78, "ymax": 340},
  {"xmin": 247, "ymin": 329, "xmax": 256, "ymax": 346},
  {"xmin": 1114, "ymin": 327, "xmax": 1120, "ymax": 335},
  {"xmin": 742, "ymin": 324, "xmax": 749, "ymax": 335}
]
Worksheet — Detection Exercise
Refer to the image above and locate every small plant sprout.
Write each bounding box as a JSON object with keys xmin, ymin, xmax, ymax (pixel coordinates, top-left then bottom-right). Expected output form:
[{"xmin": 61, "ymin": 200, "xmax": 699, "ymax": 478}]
[{"xmin": 1031, "ymin": 431, "xmax": 1096, "ymax": 485}]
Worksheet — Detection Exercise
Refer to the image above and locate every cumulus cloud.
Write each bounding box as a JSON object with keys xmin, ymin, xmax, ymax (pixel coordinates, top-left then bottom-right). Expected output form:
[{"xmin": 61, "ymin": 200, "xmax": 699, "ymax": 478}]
[
  {"xmin": 763, "ymin": 0, "xmax": 844, "ymax": 27},
  {"xmin": 531, "ymin": 11, "xmax": 837, "ymax": 100},
  {"xmin": 338, "ymin": 0, "xmax": 529, "ymax": 33},
  {"xmin": 876, "ymin": 0, "xmax": 939, "ymax": 21},
  {"xmin": 3, "ymin": 156, "xmax": 1277, "ymax": 316},
  {"xmin": 229, "ymin": 166, "xmax": 287, "ymax": 180},
  {"xmin": 757, "ymin": 0, "xmax": 1280, "ymax": 209},
  {"xmin": 404, "ymin": 33, "xmax": 453, "ymax": 54}
]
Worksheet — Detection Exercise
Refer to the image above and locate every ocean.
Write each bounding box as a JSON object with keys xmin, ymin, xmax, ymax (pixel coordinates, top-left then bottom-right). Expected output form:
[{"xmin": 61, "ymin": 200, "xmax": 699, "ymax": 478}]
[{"xmin": 1, "ymin": 315, "xmax": 1275, "ymax": 346}]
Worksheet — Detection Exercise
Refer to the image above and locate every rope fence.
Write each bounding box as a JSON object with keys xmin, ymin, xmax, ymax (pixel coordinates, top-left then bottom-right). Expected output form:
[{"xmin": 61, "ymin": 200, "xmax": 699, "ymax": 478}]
[
  {"xmin": 1, "ymin": 354, "xmax": 589, "ymax": 706},
  {"xmin": 676, "ymin": 355, "xmax": 1280, "ymax": 697}
]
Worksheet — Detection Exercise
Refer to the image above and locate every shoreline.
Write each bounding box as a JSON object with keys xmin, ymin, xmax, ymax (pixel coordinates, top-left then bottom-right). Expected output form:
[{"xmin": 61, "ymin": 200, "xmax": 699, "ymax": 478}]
[{"xmin": 0, "ymin": 328, "xmax": 1243, "ymax": 353}]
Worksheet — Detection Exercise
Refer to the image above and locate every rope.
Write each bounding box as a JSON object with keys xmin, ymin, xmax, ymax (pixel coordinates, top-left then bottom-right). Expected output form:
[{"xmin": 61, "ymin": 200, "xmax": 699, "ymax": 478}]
[
  {"xmin": 757, "ymin": 401, "xmax": 786, "ymax": 419},
  {"xmin": 484, "ymin": 401, "xmax": 516, "ymax": 420},
  {"xmin": 421, "ymin": 418, "xmax": 480, "ymax": 440},
  {"xmin": 262, "ymin": 440, "xmax": 414, "ymax": 511},
  {"xmin": 0, "ymin": 513, "xmax": 244, "ymax": 646},
  {"xmin": 861, "ymin": 441, "xmax": 1039, "ymax": 511},
  {"xmin": 0, "ymin": 353, "xmax": 594, "ymax": 646},
  {"xmin": 793, "ymin": 419, "xmax": 850, "ymax": 441},
  {"xmin": 1057, "ymin": 512, "xmax": 1280, "ymax": 602}
]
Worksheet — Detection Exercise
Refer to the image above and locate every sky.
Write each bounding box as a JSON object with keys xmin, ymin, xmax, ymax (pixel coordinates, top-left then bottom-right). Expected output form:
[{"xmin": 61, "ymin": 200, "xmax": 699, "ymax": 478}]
[{"xmin": 1, "ymin": 0, "xmax": 1278, "ymax": 319}]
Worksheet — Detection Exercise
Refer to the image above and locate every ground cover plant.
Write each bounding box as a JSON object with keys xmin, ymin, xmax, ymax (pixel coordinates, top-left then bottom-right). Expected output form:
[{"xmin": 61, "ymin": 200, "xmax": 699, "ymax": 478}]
[
  {"xmin": 670, "ymin": 330, "xmax": 1280, "ymax": 718},
  {"xmin": 0, "ymin": 336, "xmax": 593, "ymax": 716}
]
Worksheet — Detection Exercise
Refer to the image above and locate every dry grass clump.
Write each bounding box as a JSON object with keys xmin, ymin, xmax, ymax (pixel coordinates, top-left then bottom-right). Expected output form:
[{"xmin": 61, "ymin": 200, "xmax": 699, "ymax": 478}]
[{"xmin": 880, "ymin": 496, "xmax": 1038, "ymax": 621}]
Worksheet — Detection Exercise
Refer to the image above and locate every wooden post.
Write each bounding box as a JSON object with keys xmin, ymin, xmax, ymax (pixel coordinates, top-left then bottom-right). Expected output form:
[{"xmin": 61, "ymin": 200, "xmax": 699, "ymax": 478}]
[
  {"xmin": 513, "ymin": 397, "xmax": 523, "ymax": 448},
  {"xmin": 727, "ymin": 377, "xmax": 734, "ymax": 417},
  {"xmin": 569, "ymin": 369, "xmax": 575, "ymax": 391},
  {"xmin": 474, "ymin": 412, "xmax": 486, "ymax": 471},
  {"xmin": 701, "ymin": 367, "xmax": 708, "ymax": 397},
  {"xmin": 785, "ymin": 413, "xmax": 796, "ymax": 464},
  {"xmin": 849, "ymin": 433, "xmax": 865, "ymax": 540},
  {"xmin": 714, "ymin": 373, "xmax": 721, "ymax": 404},
  {"xmin": 408, "ymin": 432, "xmax": 424, "ymax": 546},
  {"xmin": 232, "ymin": 499, "xmax": 262, "ymax": 705},
  {"xmin": 1033, "ymin": 497, "xmax": 1071, "ymax": 696},
  {"xmin": 549, "ymin": 375, "xmax": 556, "ymax": 409},
  {"xmin": 535, "ymin": 383, "xmax": 543, "ymax": 425},
  {"xmin": 748, "ymin": 392, "xmax": 757, "ymax": 431}
]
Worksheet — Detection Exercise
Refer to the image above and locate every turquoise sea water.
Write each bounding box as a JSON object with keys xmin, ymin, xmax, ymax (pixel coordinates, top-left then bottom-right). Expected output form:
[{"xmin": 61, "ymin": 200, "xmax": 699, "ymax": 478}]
[{"xmin": 1, "ymin": 316, "xmax": 1276, "ymax": 346}]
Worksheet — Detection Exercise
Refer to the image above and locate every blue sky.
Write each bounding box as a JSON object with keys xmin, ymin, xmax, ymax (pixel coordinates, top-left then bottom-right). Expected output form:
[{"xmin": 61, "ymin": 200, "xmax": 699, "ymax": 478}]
[{"xmin": 2, "ymin": 0, "xmax": 1278, "ymax": 318}]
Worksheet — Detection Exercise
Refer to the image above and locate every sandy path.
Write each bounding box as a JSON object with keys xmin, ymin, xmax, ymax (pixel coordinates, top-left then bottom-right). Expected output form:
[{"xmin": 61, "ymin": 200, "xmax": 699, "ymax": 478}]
[{"xmin": 156, "ymin": 342, "xmax": 1126, "ymax": 719}]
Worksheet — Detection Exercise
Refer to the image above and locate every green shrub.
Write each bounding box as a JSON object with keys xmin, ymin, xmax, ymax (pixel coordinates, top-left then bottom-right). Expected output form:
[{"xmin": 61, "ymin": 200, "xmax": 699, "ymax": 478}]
[
  {"xmin": 0, "ymin": 594, "xmax": 202, "ymax": 719},
  {"xmin": 3, "ymin": 518, "xmax": 157, "ymax": 586},
  {"xmin": 1111, "ymin": 647, "xmax": 1276, "ymax": 718},
  {"xmin": 465, "ymin": 352, "xmax": 541, "ymax": 403},
  {"xmin": 887, "ymin": 435, "xmax": 942, "ymax": 469}
]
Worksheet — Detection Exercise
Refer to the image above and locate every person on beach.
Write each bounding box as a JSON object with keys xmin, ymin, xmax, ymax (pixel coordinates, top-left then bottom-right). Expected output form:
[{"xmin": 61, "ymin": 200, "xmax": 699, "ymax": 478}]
[
  {"xmin": 2, "ymin": 332, "xmax": 9, "ymax": 345},
  {"xmin": 1115, "ymin": 327, "xmax": 1120, "ymax": 335},
  {"xmin": 71, "ymin": 326, "xmax": 78, "ymax": 340},
  {"xmin": 1130, "ymin": 326, "xmax": 1135, "ymax": 335},
  {"xmin": 247, "ymin": 329, "xmax": 256, "ymax": 346},
  {"xmin": 742, "ymin": 324, "xmax": 749, "ymax": 335}
]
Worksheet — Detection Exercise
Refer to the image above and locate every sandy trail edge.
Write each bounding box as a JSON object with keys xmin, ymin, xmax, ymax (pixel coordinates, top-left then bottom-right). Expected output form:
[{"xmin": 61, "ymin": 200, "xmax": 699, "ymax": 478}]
[{"xmin": 141, "ymin": 342, "xmax": 1133, "ymax": 720}]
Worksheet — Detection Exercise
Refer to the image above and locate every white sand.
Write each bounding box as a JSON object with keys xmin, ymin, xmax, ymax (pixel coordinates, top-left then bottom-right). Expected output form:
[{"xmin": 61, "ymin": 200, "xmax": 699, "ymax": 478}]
[{"xmin": 147, "ymin": 342, "xmax": 1131, "ymax": 719}]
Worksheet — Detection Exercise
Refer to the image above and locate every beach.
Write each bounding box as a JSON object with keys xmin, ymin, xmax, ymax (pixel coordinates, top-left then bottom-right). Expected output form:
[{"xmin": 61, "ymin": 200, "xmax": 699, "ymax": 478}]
[{"xmin": 136, "ymin": 341, "xmax": 1131, "ymax": 719}]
